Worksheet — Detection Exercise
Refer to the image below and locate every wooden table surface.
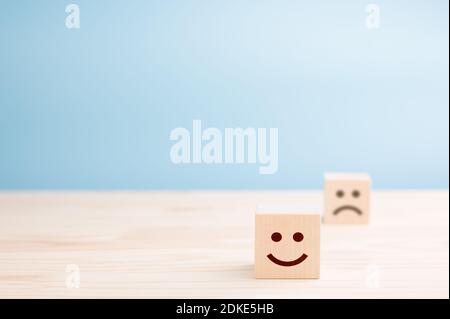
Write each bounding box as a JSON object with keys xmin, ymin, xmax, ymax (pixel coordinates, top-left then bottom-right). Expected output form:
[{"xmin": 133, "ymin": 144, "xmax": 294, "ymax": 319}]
[{"xmin": 0, "ymin": 191, "xmax": 448, "ymax": 299}]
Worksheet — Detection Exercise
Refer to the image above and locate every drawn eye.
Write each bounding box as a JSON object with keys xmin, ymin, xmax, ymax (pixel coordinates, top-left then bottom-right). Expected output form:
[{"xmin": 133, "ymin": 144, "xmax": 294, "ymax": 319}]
[
  {"xmin": 271, "ymin": 232, "xmax": 282, "ymax": 242},
  {"xmin": 352, "ymin": 190, "xmax": 360, "ymax": 198},
  {"xmin": 293, "ymin": 232, "xmax": 304, "ymax": 242},
  {"xmin": 336, "ymin": 190, "xmax": 344, "ymax": 198}
]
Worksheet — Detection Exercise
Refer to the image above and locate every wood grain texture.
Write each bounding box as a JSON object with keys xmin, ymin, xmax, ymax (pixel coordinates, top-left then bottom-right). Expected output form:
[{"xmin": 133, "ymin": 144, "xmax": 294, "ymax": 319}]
[{"xmin": 0, "ymin": 191, "xmax": 448, "ymax": 298}]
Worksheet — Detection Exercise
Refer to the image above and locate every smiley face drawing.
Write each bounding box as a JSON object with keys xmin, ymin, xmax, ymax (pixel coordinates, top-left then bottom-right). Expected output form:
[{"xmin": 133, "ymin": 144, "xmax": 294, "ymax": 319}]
[
  {"xmin": 255, "ymin": 213, "xmax": 320, "ymax": 279},
  {"xmin": 324, "ymin": 173, "xmax": 371, "ymax": 224},
  {"xmin": 266, "ymin": 231, "xmax": 308, "ymax": 266}
]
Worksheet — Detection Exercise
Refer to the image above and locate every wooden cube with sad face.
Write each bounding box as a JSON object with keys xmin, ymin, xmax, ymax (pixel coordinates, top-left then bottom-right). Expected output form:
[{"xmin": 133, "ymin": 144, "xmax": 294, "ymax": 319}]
[
  {"xmin": 255, "ymin": 213, "xmax": 320, "ymax": 279},
  {"xmin": 323, "ymin": 173, "xmax": 372, "ymax": 224}
]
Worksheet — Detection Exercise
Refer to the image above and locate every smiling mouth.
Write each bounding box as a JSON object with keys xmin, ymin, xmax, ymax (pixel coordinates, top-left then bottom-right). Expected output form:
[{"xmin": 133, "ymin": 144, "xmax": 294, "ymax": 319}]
[
  {"xmin": 267, "ymin": 253, "xmax": 308, "ymax": 267},
  {"xmin": 333, "ymin": 205, "xmax": 362, "ymax": 215}
]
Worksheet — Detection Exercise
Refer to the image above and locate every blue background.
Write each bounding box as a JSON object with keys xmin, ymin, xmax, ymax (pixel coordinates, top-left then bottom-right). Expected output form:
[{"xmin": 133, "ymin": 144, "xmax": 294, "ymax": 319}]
[{"xmin": 0, "ymin": 0, "xmax": 448, "ymax": 190}]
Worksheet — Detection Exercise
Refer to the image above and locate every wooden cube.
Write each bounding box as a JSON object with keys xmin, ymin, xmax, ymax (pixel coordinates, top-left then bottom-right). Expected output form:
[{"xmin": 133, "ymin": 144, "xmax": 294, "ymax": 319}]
[
  {"xmin": 323, "ymin": 173, "xmax": 371, "ymax": 224},
  {"xmin": 255, "ymin": 212, "xmax": 320, "ymax": 279}
]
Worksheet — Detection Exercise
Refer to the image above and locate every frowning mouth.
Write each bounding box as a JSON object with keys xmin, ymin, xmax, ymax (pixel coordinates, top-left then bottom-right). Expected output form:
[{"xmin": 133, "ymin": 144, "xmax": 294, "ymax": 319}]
[
  {"xmin": 266, "ymin": 253, "xmax": 308, "ymax": 266},
  {"xmin": 333, "ymin": 205, "xmax": 362, "ymax": 215}
]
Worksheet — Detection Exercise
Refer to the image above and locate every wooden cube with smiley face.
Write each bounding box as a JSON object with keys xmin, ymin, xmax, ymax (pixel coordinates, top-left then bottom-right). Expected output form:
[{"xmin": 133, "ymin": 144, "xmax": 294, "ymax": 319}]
[
  {"xmin": 323, "ymin": 173, "xmax": 372, "ymax": 224},
  {"xmin": 255, "ymin": 212, "xmax": 320, "ymax": 279}
]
